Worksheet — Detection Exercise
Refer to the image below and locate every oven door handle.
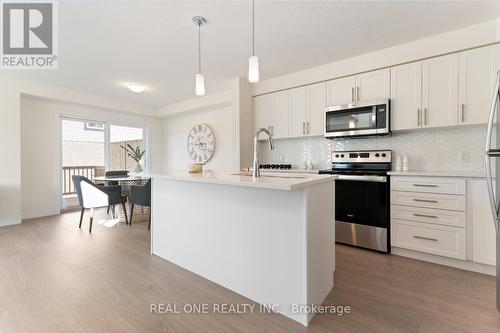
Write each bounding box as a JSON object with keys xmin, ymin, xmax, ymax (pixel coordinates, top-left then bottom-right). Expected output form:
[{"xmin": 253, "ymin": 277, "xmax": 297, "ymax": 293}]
[{"xmin": 337, "ymin": 175, "xmax": 387, "ymax": 183}]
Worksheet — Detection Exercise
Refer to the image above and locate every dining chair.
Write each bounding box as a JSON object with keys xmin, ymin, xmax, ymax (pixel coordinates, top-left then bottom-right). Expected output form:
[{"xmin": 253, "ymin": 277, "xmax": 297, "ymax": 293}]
[
  {"xmin": 103, "ymin": 170, "xmax": 129, "ymax": 213},
  {"xmin": 72, "ymin": 175, "xmax": 129, "ymax": 232},
  {"xmin": 128, "ymin": 179, "xmax": 151, "ymax": 230}
]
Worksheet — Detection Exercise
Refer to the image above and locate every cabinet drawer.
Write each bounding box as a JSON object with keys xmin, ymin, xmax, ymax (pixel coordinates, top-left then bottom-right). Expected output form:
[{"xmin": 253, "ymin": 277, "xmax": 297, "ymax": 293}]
[
  {"xmin": 391, "ymin": 219, "xmax": 466, "ymax": 260},
  {"xmin": 391, "ymin": 205, "xmax": 465, "ymax": 228},
  {"xmin": 391, "ymin": 177, "xmax": 465, "ymax": 195},
  {"xmin": 391, "ymin": 191, "xmax": 465, "ymax": 211}
]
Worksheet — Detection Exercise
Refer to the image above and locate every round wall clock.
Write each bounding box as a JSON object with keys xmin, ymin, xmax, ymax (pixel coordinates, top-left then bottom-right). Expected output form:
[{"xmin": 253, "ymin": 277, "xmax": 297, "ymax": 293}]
[{"xmin": 187, "ymin": 123, "xmax": 215, "ymax": 163}]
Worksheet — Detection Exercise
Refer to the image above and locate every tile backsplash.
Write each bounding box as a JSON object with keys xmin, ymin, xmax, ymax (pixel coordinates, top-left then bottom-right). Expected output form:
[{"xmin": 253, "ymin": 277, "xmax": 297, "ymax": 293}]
[{"xmin": 260, "ymin": 126, "xmax": 488, "ymax": 172}]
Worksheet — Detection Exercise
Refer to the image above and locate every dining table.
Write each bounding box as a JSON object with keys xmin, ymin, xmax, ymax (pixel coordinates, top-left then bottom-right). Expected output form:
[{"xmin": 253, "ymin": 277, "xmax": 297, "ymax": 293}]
[{"xmin": 93, "ymin": 175, "xmax": 151, "ymax": 223}]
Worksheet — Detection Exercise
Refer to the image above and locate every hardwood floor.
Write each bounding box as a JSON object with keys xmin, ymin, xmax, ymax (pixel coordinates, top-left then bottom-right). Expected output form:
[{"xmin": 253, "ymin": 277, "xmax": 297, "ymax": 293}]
[{"xmin": 0, "ymin": 211, "xmax": 499, "ymax": 332}]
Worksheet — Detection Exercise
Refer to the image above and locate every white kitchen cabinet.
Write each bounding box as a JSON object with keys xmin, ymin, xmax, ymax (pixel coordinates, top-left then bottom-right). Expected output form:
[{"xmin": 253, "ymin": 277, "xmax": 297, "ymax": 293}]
[
  {"xmin": 289, "ymin": 86, "xmax": 308, "ymax": 137},
  {"xmin": 253, "ymin": 90, "xmax": 289, "ymax": 139},
  {"xmin": 356, "ymin": 68, "xmax": 390, "ymax": 102},
  {"xmin": 422, "ymin": 53, "xmax": 459, "ymax": 128},
  {"xmin": 326, "ymin": 69, "xmax": 390, "ymax": 106},
  {"xmin": 326, "ymin": 75, "xmax": 356, "ymax": 106},
  {"xmin": 459, "ymin": 44, "xmax": 500, "ymax": 126},
  {"xmin": 307, "ymin": 82, "xmax": 327, "ymax": 136},
  {"xmin": 472, "ymin": 179, "xmax": 496, "ymax": 266},
  {"xmin": 390, "ymin": 61, "xmax": 423, "ymax": 130},
  {"xmin": 254, "ymin": 94, "xmax": 272, "ymax": 132},
  {"xmin": 272, "ymin": 90, "xmax": 290, "ymax": 138}
]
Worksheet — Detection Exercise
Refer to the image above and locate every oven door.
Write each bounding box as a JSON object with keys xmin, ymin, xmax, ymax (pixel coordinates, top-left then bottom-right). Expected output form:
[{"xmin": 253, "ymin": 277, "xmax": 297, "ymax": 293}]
[
  {"xmin": 325, "ymin": 100, "xmax": 389, "ymax": 138},
  {"xmin": 335, "ymin": 175, "xmax": 390, "ymax": 252}
]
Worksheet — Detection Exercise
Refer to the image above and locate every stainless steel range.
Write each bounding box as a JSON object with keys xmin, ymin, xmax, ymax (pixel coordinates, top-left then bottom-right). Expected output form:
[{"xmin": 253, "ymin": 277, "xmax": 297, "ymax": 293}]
[{"xmin": 319, "ymin": 150, "xmax": 392, "ymax": 252}]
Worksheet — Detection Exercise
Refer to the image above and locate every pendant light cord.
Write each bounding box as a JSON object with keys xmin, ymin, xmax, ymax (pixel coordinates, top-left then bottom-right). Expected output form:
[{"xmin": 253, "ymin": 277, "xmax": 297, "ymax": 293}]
[
  {"xmin": 198, "ymin": 22, "xmax": 202, "ymax": 74},
  {"xmin": 252, "ymin": 0, "xmax": 255, "ymax": 56}
]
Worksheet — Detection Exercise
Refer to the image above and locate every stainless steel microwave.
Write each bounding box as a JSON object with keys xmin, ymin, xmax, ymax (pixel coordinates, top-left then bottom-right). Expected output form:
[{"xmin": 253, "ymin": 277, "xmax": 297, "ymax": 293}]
[{"xmin": 324, "ymin": 99, "xmax": 390, "ymax": 139}]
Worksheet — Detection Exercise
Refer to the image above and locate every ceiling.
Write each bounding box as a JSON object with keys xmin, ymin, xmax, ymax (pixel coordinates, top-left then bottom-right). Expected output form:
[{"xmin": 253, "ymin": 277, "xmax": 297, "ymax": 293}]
[{"xmin": 4, "ymin": 0, "xmax": 500, "ymax": 108}]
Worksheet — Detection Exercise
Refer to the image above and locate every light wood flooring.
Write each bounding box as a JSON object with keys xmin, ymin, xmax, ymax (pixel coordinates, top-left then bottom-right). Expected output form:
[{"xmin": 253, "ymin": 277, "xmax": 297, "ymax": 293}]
[{"xmin": 0, "ymin": 211, "xmax": 499, "ymax": 332}]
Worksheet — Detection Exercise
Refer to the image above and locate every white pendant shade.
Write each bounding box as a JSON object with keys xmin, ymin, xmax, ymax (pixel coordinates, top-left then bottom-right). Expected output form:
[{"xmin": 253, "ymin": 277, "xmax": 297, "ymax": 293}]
[
  {"xmin": 195, "ymin": 73, "xmax": 205, "ymax": 96},
  {"xmin": 248, "ymin": 56, "xmax": 260, "ymax": 83}
]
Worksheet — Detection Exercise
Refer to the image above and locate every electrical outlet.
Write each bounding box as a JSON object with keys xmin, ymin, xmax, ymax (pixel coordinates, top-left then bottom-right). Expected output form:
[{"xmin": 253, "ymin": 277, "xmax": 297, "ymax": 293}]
[{"xmin": 459, "ymin": 152, "xmax": 470, "ymax": 163}]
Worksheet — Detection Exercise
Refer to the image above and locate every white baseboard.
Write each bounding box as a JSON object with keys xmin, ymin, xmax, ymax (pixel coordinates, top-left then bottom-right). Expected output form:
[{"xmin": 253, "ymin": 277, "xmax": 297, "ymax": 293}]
[
  {"xmin": 0, "ymin": 217, "xmax": 22, "ymax": 227},
  {"xmin": 21, "ymin": 209, "xmax": 60, "ymax": 220},
  {"xmin": 392, "ymin": 247, "xmax": 496, "ymax": 276}
]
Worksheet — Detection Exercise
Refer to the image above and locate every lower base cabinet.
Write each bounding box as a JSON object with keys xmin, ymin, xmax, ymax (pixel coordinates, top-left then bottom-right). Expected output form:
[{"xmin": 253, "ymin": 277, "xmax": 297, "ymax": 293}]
[
  {"xmin": 391, "ymin": 176, "xmax": 496, "ymax": 267},
  {"xmin": 472, "ymin": 179, "xmax": 497, "ymax": 266},
  {"xmin": 392, "ymin": 219, "xmax": 466, "ymax": 260}
]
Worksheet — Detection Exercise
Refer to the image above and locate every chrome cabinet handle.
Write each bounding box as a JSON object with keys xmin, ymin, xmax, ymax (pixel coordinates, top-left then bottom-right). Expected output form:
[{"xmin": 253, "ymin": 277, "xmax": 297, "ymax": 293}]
[
  {"xmin": 413, "ymin": 199, "xmax": 438, "ymax": 203},
  {"xmin": 485, "ymin": 71, "xmax": 500, "ymax": 231},
  {"xmin": 307, "ymin": 121, "xmax": 310, "ymax": 134},
  {"xmin": 351, "ymin": 87, "xmax": 355, "ymax": 102},
  {"xmin": 461, "ymin": 104, "xmax": 465, "ymax": 123},
  {"xmin": 271, "ymin": 126, "xmax": 274, "ymax": 136},
  {"xmin": 356, "ymin": 86, "xmax": 360, "ymax": 101},
  {"xmin": 417, "ymin": 109, "xmax": 421, "ymax": 126},
  {"xmin": 424, "ymin": 108, "xmax": 428, "ymax": 125},
  {"xmin": 412, "ymin": 184, "xmax": 438, "ymax": 188},
  {"xmin": 413, "ymin": 235, "xmax": 438, "ymax": 242},
  {"xmin": 302, "ymin": 121, "xmax": 305, "ymax": 135},
  {"xmin": 413, "ymin": 213, "xmax": 438, "ymax": 219}
]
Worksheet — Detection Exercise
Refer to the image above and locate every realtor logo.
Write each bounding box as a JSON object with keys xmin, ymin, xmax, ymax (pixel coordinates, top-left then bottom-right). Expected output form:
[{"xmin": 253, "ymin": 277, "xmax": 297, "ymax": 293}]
[{"xmin": 1, "ymin": 1, "xmax": 58, "ymax": 69}]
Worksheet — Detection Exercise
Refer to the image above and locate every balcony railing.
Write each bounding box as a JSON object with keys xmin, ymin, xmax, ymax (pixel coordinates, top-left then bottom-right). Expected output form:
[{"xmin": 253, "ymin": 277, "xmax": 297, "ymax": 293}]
[{"xmin": 62, "ymin": 166, "xmax": 105, "ymax": 195}]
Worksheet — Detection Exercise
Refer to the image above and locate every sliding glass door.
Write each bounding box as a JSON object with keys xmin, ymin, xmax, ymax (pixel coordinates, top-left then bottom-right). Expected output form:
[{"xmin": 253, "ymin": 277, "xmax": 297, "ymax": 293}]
[
  {"xmin": 61, "ymin": 118, "xmax": 106, "ymax": 208},
  {"xmin": 109, "ymin": 125, "xmax": 145, "ymax": 173},
  {"xmin": 60, "ymin": 118, "xmax": 146, "ymax": 209}
]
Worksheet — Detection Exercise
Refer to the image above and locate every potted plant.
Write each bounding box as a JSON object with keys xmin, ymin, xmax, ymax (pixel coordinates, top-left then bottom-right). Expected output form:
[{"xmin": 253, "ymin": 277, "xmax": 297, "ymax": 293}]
[{"xmin": 120, "ymin": 144, "xmax": 145, "ymax": 173}]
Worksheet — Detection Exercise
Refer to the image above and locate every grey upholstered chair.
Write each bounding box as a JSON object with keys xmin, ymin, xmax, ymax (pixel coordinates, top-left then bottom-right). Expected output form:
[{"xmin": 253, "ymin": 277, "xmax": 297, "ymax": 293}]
[
  {"xmin": 128, "ymin": 179, "xmax": 151, "ymax": 230},
  {"xmin": 103, "ymin": 170, "xmax": 129, "ymax": 213},
  {"xmin": 72, "ymin": 175, "xmax": 129, "ymax": 232}
]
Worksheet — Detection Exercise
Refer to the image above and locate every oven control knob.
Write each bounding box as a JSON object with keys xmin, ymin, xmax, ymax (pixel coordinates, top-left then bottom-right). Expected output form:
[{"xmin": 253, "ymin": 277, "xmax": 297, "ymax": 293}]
[
  {"xmin": 340, "ymin": 154, "xmax": 345, "ymax": 158},
  {"xmin": 381, "ymin": 153, "xmax": 386, "ymax": 157},
  {"xmin": 335, "ymin": 154, "xmax": 339, "ymax": 158},
  {"xmin": 375, "ymin": 153, "xmax": 380, "ymax": 157}
]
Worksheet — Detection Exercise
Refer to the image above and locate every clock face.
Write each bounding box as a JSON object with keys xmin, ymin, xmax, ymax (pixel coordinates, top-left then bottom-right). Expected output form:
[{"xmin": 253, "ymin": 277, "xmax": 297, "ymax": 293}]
[{"xmin": 187, "ymin": 124, "xmax": 215, "ymax": 163}]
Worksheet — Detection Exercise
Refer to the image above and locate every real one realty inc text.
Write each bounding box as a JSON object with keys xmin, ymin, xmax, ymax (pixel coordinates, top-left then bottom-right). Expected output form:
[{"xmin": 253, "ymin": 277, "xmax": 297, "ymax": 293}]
[{"xmin": 151, "ymin": 303, "xmax": 351, "ymax": 316}]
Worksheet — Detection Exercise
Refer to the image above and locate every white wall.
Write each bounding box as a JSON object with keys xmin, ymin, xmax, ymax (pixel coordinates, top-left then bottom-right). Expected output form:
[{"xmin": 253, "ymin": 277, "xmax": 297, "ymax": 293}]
[
  {"xmin": 161, "ymin": 78, "xmax": 254, "ymax": 172},
  {"xmin": 254, "ymin": 18, "xmax": 500, "ymax": 95},
  {"xmin": 20, "ymin": 95, "xmax": 162, "ymax": 219},
  {"xmin": 163, "ymin": 105, "xmax": 235, "ymax": 172}
]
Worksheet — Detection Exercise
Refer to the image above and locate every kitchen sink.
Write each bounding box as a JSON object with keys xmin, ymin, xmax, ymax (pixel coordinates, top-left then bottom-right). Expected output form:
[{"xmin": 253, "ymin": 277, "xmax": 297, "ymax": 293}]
[{"xmin": 231, "ymin": 172, "xmax": 309, "ymax": 179}]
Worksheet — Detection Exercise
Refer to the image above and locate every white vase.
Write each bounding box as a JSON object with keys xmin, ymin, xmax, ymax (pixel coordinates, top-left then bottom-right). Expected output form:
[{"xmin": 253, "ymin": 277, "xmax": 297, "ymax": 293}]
[{"xmin": 133, "ymin": 162, "xmax": 143, "ymax": 174}]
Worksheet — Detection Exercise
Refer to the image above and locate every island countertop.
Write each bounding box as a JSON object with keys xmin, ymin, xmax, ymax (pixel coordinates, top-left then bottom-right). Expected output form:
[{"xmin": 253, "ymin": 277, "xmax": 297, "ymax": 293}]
[{"xmin": 147, "ymin": 170, "xmax": 335, "ymax": 191}]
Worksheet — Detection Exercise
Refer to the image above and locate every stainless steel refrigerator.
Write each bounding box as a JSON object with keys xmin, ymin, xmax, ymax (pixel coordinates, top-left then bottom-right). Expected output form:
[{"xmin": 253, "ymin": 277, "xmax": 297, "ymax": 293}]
[{"xmin": 485, "ymin": 71, "xmax": 500, "ymax": 312}]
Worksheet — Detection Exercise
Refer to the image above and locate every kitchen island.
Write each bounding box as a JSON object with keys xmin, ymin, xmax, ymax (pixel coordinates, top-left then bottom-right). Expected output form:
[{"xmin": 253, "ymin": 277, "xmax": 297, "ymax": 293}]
[{"xmin": 150, "ymin": 171, "xmax": 335, "ymax": 326}]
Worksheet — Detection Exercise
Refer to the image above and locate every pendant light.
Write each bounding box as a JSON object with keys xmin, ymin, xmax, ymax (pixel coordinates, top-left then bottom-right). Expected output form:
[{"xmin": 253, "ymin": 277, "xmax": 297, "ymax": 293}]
[
  {"xmin": 248, "ymin": 0, "xmax": 259, "ymax": 83},
  {"xmin": 193, "ymin": 16, "xmax": 207, "ymax": 96}
]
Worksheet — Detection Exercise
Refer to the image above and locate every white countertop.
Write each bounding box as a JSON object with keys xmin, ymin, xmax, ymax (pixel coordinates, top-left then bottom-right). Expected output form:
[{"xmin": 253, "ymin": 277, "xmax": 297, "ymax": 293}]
[
  {"xmin": 148, "ymin": 170, "xmax": 335, "ymax": 191},
  {"xmin": 388, "ymin": 170, "xmax": 487, "ymax": 178}
]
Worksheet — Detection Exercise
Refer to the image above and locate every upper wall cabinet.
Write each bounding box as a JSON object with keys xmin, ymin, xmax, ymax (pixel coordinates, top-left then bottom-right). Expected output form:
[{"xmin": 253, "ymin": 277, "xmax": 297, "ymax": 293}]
[
  {"xmin": 459, "ymin": 44, "xmax": 500, "ymax": 126},
  {"xmin": 356, "ymin": 69, "xmax": 391, "ymax": 102},
  {"xmin": 253, "ymin": 91, "xmax": 289, "ymax": 139},
  {"xmin": 272, "ymin": 90, "xmax": 290, "ymax": 139},
  {"xmin": 289, "ymin": 86, "xmax": 308, "ymax": 137},
  {"xmin": 422, "ymin": 53, "xmax": 459, "ymax": 128},
  {"xmin": 326, "ymin": 76, "xmax": 356, "ymax": 106},
  {"xmin": 254, "ymin": 94, "xmax": 272, "ymax": 133},
  {"xmin": 391, "ymin": 61, "xmax": 423, "ymax": 131},
  {"xmin": 307, "ymin": 82, "xmax": 327, "ymax": 136},
  {"xmin": 326, "ymin": 69, "xmax": 390, "ymax": 106}
]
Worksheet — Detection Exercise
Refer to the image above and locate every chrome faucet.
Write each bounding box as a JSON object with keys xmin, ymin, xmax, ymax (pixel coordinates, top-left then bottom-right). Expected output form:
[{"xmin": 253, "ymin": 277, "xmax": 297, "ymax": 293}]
[{"xmin": 253, "ymin": 128, "xmax": 275, "ymax": 177}]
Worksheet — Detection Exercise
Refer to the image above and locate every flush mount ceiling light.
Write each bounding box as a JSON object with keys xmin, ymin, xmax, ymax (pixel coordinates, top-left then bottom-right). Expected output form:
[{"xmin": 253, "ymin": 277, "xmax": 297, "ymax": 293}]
[
  {"xmin": 248, "ymin": 0, "xmax": 260, "ymax": 83},
  {"xmin": 126, "ymin": 82, "xmax": 146, "ymax": 93},
  {"xmin": 193, "ymin": 16, "xmax": 207, "ymax": 96}
]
